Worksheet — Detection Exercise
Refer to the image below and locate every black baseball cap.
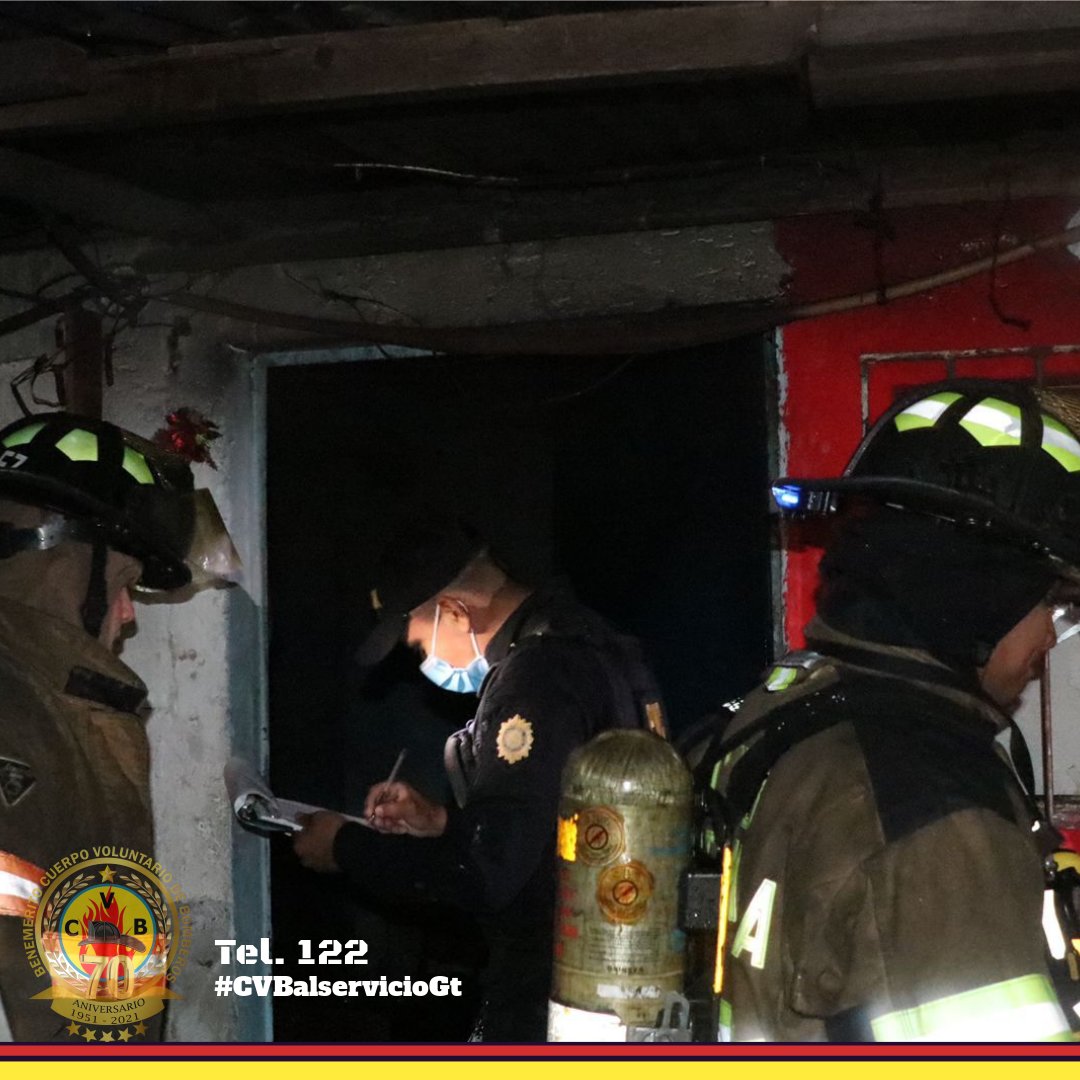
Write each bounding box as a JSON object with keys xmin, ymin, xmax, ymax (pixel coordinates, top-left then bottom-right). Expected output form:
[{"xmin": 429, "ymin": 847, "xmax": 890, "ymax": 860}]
[{"xmin": 355, "ymin": 517, "xmax": 486, "ymax": 667}]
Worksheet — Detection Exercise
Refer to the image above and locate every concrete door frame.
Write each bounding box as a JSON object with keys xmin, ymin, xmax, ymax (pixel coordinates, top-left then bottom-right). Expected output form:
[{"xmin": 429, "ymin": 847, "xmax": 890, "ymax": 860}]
[{"xmin": 228, "ymin": 343, "xmax": 429, "ymax": 1042}]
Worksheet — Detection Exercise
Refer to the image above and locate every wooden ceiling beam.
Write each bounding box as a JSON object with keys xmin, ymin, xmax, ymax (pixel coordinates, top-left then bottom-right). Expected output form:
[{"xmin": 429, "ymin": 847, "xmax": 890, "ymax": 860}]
[
  {"xmin": 135, "ymin": 140, "xmax": 1080, "ymax": 274},
  {"xmin": 0, "ymin": 147, "xmax": 223, "ymax": 237},
  {"xmin": 808, "ymin": 1, "xmax": 1080, "ymax": 106},
  {"xmin": 0, "ymin": 38, "xmax": 88, "ymax": 105},
  {"xmin": 810, "ymin": 29, "xmax": 1080, "ymax": 107},
  {"xmin": 0, "ymin": 4, "xmax": 817, "ymax": 135},
  {"xmin": 816, "ymin": 0, "xmax": 1080, "ymax": 47},
  {"xmin": 0, "ymin": 4, "xmax": 1078, "ymax": 136}
]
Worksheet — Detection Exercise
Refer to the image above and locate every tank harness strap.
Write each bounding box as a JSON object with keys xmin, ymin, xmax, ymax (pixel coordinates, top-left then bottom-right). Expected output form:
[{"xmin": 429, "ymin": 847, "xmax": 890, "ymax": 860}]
[{"xmin": 805, "ymin": 635, "xmax": 1040, "ymax": 799}]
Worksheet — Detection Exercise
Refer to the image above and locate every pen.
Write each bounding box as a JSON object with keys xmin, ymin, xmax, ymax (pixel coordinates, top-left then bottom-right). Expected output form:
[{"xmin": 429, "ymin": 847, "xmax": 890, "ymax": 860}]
[{"xmin": 370, "ymin": 748, "xmax": 408, "ymax": 822}]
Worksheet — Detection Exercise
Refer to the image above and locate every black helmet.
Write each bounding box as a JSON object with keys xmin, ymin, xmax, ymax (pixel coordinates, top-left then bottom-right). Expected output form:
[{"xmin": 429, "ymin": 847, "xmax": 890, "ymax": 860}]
[
  {"xmin": 0, "ymin": 412, "xmax": 195, "ymax": 590},
  {"xmin": 772, "ymin": 379, "xmax": 1080, "ymax": 576}
]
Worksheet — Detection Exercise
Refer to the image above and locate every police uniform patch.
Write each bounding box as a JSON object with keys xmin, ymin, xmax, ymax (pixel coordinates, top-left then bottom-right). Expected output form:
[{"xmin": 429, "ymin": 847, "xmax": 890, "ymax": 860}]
[
  {"xmin": 496, "ymin": 715, "xmax": 534, "ymax": 765},
  {"xmin": 0, "ymin": 757, "xmax": 35, "ymax": 807}
]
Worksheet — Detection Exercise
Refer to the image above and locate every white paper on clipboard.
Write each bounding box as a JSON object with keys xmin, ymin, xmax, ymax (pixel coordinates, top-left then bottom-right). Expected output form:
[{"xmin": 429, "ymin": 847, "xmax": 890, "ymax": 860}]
[{"xmin": 224, "ymin": 757, "xmax": 370, "ymax": 835}]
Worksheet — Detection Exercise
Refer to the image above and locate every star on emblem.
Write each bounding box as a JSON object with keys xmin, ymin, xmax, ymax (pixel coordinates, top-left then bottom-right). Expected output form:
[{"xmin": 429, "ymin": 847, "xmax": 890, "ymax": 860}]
[
  {"xmin": 496, "ymin": 714, "xmax": 534, "ymax": 764},
  {"xmin": 81, "ymin": 1027, "xmax": 97, "ymax": 1042},
  {"xmin": 133, "ymin": 1021, "xmax": 147, "ymax": 1037},
  {"xmin": 66, "ymin": 1021, "xmax": 81, "ymax": 1037},
  {"xmin": 98, "ymin": 866, "xmax": 116, "ymax": 883},
  {"xmin": 99, "ymin": 1031, "xmax": 115, "ymax": 1043},
  {"xmin": 117, "ymin": 1028, "xmax": 133, "ymax": 1043}
]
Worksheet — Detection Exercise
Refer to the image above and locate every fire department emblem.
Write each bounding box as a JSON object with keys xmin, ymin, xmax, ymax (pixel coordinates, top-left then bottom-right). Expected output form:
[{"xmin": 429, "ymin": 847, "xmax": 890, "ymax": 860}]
[
  {"xmin": 496, "ymin": 714, "xmax": 534, "ymax": 764},
  {"xmin": 29, "ymin": 851, "xmax": 189, "ymax": 1041}
]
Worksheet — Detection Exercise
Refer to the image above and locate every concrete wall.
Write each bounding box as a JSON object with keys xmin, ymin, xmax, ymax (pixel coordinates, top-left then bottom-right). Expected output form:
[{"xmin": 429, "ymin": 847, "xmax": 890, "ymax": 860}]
[{"xmin": 0, "ymin": 244, "xmax": 267, "ymax": 1039}]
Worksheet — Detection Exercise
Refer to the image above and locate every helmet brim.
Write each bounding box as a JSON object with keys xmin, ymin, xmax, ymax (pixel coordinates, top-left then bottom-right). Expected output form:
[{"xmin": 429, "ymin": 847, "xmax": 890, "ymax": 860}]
[
  {"xmin": 0, "ymin": 469, "xmax": 191, "ymax": 589},
  {"xmin": 775, "ymin": 473, "xmax": 1080, "ymax": 581}
]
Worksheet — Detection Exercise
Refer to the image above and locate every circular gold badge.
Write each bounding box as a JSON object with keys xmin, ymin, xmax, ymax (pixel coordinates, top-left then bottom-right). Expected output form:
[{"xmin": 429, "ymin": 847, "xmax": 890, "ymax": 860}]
[
  {"xmin": 496, "ymin": 714, "xmax": 534, "ymax": 764},
  {"xmin": 596, "ymin": 860, "xmax": 654, "ymax": 925},
  {"xmin": 31, "ymin": 850, "xmax": 189, "ymax": 1041}
]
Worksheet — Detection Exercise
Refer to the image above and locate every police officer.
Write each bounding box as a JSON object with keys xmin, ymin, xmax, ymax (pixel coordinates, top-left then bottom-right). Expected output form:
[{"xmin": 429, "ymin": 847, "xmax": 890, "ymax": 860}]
[
  {"xmin": 294, "ymin": 518, "xmax": 664, "ymax": 1041},
  {"xmin": 710, "ymin": 380, "xmax": 1080, "ymax": 1042},
  {"xmin": 0, "ymin": 413, "xmax": 233, "ymax": 1041}
]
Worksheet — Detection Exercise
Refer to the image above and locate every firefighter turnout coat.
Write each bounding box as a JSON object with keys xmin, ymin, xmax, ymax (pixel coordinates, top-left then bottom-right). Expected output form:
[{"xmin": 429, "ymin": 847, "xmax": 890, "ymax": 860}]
[
  {"xmin": 0, "ymin": 596, "xmax": 154, "ymax": 1041},
  {"xmin": 711, "ymin": 618, "xmax": 1073, "ymax": 1042}
]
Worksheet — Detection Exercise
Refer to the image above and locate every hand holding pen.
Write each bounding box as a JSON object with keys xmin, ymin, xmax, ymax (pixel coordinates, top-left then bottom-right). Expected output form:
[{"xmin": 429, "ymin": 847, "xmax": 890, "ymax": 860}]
[{"xmin": 364, "ymin": 749, "xmax": 448, "ymax": 838}]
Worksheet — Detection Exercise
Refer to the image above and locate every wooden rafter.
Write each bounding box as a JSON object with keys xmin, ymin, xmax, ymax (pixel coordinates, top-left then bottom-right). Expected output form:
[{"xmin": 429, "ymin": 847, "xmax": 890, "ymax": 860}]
[
  {"xmin": 136, "ymin": 140, "xmax": 1080, "ymax": 273},
  {"xmin": 0, "ymin": 147, "xmax": 223, "ymax": 238},
  {"xmin": 0, "ymin": 5, "xmax": 818, "ymax": 134}
]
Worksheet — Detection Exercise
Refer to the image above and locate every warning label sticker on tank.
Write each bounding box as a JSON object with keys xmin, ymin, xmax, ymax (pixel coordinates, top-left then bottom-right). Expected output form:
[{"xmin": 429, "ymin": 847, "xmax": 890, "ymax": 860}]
[
  {"xmin": 576, "ymin": 806, "xmax": 626, "ymax": 867},
  {"xmin": 557, "ymin": 814, "xmax": 579, "ymax": 863},
  {"xmin": 596, "ymin": 983, "xmax": 662, "ymax": 1000},
  {"xmin": 597, "ymin": 860, "xmax": 654, "ymax": 925}
]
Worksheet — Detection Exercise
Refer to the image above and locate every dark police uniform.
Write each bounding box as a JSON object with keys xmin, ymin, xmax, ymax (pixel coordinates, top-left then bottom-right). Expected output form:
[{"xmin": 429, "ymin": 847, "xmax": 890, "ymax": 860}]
[
  {"xmin": 334, "ymin": 582, "xmax": 663, "ymax": 1041},
  {"xmin": 710, "ymin": 618, "xmax": 1072, "ymax": 1042}
]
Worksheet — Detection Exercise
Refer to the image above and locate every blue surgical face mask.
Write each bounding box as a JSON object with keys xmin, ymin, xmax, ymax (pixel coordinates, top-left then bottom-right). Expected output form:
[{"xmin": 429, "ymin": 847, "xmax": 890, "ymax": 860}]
[{"xmin": 419, "ymin": 605, "xmax": 490, "ymax": 694}]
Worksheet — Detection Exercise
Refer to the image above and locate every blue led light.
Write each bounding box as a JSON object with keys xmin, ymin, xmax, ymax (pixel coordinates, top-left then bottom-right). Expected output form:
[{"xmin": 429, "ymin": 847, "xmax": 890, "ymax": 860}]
[{"xmin": 771, "ymin": 484, "xmax": 803, "ymax": 510}]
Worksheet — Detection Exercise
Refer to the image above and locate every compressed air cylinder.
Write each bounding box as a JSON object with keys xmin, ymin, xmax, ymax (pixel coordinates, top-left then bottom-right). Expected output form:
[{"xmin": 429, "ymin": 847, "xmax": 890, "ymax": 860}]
[{"xmin": 548, "ymin": 729, "xmax": 693, "ymax": 1041}]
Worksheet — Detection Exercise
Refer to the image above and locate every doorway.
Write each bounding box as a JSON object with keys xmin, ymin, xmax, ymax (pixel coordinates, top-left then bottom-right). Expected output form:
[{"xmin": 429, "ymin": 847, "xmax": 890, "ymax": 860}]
[{"xmin": 263, "ymin": 339, "xmax": 774, "ymax": 1039}]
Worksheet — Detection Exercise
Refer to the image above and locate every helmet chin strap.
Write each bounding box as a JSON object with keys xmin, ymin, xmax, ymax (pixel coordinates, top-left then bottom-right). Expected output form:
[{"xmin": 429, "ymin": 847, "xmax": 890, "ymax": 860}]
[
  {"xmin": 0, "ymin": 513, "xmax": 111, "ymax": 638},
  {"xmin": 79, "ymin": 538, "xmax": 109, "ymax": 639}
]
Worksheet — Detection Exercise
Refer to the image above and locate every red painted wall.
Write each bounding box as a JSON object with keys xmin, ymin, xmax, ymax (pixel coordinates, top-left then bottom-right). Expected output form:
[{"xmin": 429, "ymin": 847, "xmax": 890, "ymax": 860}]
[{"xmin": 776, "ymin": 197, "xmax": 1080, "ymax": 647}]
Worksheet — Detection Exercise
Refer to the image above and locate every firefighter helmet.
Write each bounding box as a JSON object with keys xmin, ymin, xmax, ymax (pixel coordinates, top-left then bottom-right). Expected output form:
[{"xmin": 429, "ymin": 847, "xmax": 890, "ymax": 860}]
[
  {"xmin": 772, "ymin": 379, "xmax": 1080, "ymax": 574},
  {"xmin": 0, "ymin": 412, "xmax": 196, "ymax": 590}
]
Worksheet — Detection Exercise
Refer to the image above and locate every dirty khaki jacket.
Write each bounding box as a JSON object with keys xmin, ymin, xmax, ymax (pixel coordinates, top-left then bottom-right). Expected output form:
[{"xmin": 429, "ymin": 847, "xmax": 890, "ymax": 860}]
[
  {"xmin": 0, "ymin": 596, "xmax": 153, "ymax": 1041},
  {"xmin": 714, "ymin": 620, "xmax": 1071, "ymax": 1042}
]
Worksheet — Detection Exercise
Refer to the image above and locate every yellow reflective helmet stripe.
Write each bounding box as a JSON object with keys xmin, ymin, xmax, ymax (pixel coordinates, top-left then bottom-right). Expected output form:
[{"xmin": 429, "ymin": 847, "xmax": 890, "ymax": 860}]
[
  {"xmin": 121, "ymin": 447, "xmax": 155, "ymax": 485},
  {"xmin": 896, "ymin": 393, "xmax": 1080, "ymax": 473},
  {"xmin": 765, "ymin": 666, "xmax": 798, "ymax": 693},
  {"xmin": 894, "ymin": 391, "xmax": 962, "ymax": 432},
  {"xmin": 54, "ymin": 428, "xmax": 98, "ymax": 462},
  {"xmin": 958, "ymin": 397, "xmax": 1023, "ymax": 448},
  {"xmin": 1041, "ymin": 414, "xmax": 1080, "ymax": 473},
  {"xmin": 1, "ymin": 422, "xmax": 44, "ymax": 448},
  {"xmin": 22, "ymin": 426, "xmax": 158, "ymax": 482},
  {"xmin": 870, "ymin": 973, "xmax": 1071, "ymax": 1042}
]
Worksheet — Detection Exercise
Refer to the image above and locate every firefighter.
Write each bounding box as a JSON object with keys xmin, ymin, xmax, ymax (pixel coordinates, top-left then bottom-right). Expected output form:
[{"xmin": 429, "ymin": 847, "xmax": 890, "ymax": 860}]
[
  {"xmin": 294, "ymin": 517, "xmax": 664, "ymax": 1041},
  {"xmin": 710, "ymin": 380, "xmax": 1080, "ymax": 1042},
  {"xmin": 0, "ymin": 413, "xmax": 233, "ymax": 1041}
]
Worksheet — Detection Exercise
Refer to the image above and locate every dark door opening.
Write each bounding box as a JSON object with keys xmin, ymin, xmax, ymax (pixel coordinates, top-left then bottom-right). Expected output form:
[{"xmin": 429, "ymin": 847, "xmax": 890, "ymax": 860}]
[{"xmin": 265, "ymin": 341, "xmax": 773, "ymax": 1040}]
